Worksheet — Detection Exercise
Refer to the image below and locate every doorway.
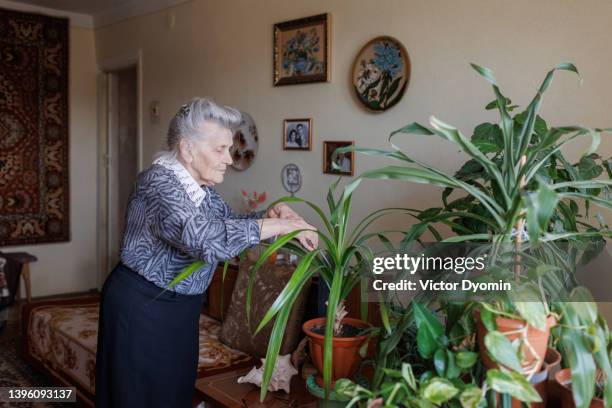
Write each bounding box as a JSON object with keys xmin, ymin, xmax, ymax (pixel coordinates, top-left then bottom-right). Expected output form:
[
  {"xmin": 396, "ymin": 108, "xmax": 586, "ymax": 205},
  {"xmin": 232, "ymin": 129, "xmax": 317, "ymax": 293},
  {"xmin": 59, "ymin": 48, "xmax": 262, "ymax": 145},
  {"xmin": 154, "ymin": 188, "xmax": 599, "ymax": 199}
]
[
  {"xmin": 108, "ymin": 66, "xmax": 138, "ymax": 270},
  {"xmin": 98, "ymin": 61, "xmax": 141, "ymax": 286}
]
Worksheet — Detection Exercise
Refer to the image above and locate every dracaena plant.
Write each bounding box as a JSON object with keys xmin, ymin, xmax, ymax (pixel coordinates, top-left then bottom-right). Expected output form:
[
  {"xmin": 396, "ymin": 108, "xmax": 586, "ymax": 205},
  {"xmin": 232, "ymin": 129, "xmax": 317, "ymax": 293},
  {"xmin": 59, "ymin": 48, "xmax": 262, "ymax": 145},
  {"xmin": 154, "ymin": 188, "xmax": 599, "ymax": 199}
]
[
  {"xmin": 344, "ymin": 62, "xmax": 611, "ymax": 247},
  {"xmin": 245, "ymin": 179, "xmax": 427, "ymax": 400},
  {"xmin": 340, "ymin": 62, "xmax": 612, "ymax": 408},
  {"xmin": 341, "ymin": 62, "xmax": 611, "ymax": 312}
]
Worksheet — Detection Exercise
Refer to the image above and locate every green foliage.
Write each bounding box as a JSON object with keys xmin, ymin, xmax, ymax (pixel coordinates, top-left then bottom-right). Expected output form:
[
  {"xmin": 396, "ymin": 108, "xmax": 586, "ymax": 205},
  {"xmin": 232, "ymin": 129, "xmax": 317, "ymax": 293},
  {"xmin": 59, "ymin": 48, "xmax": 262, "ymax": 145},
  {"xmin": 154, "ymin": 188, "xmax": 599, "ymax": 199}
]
[
  {"xmin": 247, "ymin": 180, "xmax": 427, "ymax": 400},
  {"xmin": 341, "ymin": 62, "xmax": 611, "ymax": 245},
  {"xmin": 344, "ymin": 62, "xmax": 612, "ymax": 407}
]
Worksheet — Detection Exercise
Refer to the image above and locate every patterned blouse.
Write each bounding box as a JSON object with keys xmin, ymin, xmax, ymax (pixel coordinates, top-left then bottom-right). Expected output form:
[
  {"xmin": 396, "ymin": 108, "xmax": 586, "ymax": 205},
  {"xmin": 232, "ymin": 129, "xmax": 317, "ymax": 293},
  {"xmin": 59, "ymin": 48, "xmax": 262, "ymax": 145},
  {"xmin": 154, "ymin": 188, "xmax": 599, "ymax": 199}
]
[{"xmin": 120, "ymin": 156, "xmax": 263, "ymax": 295}]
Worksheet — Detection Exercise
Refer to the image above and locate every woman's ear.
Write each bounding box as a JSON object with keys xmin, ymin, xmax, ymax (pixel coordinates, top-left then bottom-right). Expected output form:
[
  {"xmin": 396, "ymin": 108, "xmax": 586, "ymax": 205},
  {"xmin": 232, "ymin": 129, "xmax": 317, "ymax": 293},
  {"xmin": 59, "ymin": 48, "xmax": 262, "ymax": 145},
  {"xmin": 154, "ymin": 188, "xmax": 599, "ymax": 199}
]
[{"xmin": 178, "ymin": 139, "xmax": 193, "ymax": 164}]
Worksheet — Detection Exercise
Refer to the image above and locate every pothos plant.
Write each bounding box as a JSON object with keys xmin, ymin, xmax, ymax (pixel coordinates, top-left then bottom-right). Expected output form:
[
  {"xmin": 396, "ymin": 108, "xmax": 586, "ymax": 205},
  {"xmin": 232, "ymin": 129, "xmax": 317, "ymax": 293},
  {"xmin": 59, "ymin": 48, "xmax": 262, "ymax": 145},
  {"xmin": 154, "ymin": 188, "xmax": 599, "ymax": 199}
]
[
  {"xmin": 339, "ymin": 62, "xmax": 612, "ymax": 407},
  {"xmin": 337, "ymin": 301, "xmax": 544, "ymax": 407}
]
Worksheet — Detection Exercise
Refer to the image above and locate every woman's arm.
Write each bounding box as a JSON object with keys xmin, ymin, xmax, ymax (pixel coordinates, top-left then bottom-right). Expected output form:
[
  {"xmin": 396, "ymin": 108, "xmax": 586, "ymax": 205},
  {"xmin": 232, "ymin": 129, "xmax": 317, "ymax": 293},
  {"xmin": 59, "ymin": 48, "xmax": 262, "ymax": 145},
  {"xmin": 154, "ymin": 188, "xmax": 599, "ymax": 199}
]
[
  {"xmin": 158, "ymin": 210, "xmax": 261, "ymax": 263},
  {"xmin": 256, "ymin": 218, "xmax": 318, "ymax": 251}
]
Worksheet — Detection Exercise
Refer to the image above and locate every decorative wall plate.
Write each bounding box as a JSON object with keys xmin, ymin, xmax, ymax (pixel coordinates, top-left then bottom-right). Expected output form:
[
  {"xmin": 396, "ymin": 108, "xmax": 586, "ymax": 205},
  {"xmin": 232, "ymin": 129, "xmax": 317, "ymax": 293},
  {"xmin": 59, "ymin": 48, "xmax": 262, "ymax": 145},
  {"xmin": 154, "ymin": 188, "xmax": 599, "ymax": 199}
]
[
  {"xmin": 352, "ymin": 36, "xmax": 410, "ymax": 112},
  {"xmin": 230, "ymin": 112, "xmax": 258, "ymax": 171},
  {"xmin": 281, "ymin": 164, "xmax": 302, "ymax": 195}
]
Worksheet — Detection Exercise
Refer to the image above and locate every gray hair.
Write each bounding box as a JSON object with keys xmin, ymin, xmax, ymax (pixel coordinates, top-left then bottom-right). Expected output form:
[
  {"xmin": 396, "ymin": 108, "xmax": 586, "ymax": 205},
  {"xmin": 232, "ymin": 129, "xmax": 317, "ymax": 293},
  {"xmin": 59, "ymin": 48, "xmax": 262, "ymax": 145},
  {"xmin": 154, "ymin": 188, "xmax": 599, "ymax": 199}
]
[{"xmin": 156, "ymin": 97, "xmax": 241, "ymax": 160}]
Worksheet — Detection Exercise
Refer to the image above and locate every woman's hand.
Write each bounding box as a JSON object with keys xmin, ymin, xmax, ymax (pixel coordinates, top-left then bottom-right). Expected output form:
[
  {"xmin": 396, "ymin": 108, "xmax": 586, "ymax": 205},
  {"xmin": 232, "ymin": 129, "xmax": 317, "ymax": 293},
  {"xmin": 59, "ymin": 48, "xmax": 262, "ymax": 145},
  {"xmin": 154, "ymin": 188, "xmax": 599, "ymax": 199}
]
[
  {"xmin": 285, "ymin": 219, "xmax": 318, "ymax": 252},
  {"xmin": 257, "ymin": 218, "xmax": 318, "ymax": 252},
  {"xmin": 267, "ymin": 203, "xmax": 302, "ymax": 221}
]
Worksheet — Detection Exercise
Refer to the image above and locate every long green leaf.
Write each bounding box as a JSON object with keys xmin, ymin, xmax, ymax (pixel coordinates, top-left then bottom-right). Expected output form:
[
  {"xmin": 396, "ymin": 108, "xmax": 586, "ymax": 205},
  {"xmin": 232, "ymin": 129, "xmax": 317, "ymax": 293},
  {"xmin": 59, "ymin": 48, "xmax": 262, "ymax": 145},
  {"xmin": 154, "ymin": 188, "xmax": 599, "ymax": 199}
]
[
  {"xmin": 559, "ymin": 327, "xmax": 597, "ymax": 408},
  {"xmin": 552, "ymin": 180, "xmax": 612, "ymax": 190},
  {"xmin": 323, "ymin": 268, "xmax": 344, "ymax": 395},
  {"xmin": 361, "ymin": 166, "xmax": 506, "ymax": 228},
  {"xmin": 259, "ymin": 282, "xmax": 303, "ymax": 401},
  {"xmin": 390, "ymin": 122, "xmax": 435, "ymax": 140},
  {"xmin": 167, "ymin": 260, "xmax": 205, "ymax": 288},
  {"xmin": 246, "ymin": 231, "xmax": 302, "ymax": 323},
  {"xmin": 267, "ymin": 195, "xmax": 334, "ymax": 235},
  {"xmin": 516, "ymin": 62, "xmax": 581, "ymax": 160},
  {"xmin": 254, "ymin": 250, "xmax": 321, "ymax": 334},
  {"xmin": 523, "ymin": 128, "xmax": 591, "ymax": 184},
  {"xmin": 471, "ymin": 63, "xmax": 516, "ymax": 188},
  {"xmin": 429, "ymin": 115, "xmax": 510, "ymax": 209}
]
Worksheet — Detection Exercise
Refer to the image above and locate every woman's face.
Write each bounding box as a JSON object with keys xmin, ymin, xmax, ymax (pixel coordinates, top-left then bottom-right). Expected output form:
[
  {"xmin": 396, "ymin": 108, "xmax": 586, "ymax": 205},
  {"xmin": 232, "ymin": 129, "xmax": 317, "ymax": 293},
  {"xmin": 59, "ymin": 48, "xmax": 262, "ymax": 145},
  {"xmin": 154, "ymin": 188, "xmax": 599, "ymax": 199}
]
[{"xmin": 180, "ymin": 121, "xmax": 233, "ymax": 186}]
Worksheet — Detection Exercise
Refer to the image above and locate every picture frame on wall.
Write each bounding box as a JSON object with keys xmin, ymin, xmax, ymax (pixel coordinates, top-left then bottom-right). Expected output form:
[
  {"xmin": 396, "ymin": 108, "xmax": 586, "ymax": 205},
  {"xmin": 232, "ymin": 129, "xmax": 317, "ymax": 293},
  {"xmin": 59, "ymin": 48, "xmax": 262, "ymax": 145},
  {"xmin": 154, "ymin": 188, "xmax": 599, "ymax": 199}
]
[
  {"xmin": 273, "ymin": 13, "xmax": 331, "ymax": 86},
  {"xmin": 323, "ymin": 141, "xmax": 354, "ymax": 176},
  {"xmin": 283, "ymin": 118, "xmax": 312, "ymax": 150}
]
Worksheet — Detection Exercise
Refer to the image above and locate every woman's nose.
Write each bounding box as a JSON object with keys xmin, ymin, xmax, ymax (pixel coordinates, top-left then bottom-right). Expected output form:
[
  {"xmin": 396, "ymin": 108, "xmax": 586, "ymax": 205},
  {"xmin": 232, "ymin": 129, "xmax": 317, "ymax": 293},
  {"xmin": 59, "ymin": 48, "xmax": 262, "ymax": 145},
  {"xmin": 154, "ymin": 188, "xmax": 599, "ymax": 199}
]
[{"xmin": 223, "ymin": 149, "xmax": 233, "ymax": 165}]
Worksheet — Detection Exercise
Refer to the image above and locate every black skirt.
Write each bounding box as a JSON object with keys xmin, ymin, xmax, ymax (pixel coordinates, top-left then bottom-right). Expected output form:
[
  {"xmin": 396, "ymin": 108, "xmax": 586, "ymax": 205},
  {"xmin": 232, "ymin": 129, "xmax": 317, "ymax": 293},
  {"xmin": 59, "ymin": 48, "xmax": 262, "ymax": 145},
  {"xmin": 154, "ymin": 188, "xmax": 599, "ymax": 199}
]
[{"xmin": 95, "ymin": 262, "xmax": 203, "ymax": 408}]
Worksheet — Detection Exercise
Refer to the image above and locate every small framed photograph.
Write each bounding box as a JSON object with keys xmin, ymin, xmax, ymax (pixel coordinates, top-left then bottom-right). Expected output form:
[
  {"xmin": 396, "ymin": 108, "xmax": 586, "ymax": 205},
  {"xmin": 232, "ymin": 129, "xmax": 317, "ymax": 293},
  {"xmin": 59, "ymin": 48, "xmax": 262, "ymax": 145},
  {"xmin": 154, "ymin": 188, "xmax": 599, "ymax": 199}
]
[
  {"xmin": 283, "ymin": 118, "xmax": 312, "ymax": 150},
  {"xmin": 323, "ymin": 141, "xmax": 354, "ymax": 176},
  {"xmin": 273, "ymin": 13, "xmax": 331, "ymax": 86}
]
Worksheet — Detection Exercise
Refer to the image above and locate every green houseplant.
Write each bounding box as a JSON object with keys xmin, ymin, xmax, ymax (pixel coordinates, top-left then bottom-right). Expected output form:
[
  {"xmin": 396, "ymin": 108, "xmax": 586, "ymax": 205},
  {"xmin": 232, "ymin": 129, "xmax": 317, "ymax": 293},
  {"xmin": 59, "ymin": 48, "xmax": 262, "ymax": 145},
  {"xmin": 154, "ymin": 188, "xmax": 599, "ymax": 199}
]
[
  {"xmin": 339, "ymin": 62, "xmax": 612, "ymax": 407},
  {"xmin": 245, "ymin": 179, "xmax": 429, "ymax": 400}
]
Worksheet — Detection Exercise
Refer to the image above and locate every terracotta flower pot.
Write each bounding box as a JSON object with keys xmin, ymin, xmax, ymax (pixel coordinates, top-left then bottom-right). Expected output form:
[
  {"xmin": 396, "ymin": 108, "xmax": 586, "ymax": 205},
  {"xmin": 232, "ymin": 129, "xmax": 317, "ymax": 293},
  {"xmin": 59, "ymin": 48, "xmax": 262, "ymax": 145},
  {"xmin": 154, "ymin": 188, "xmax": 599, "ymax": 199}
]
[
  {"xmin": 504, "ymin": 347, "xmax": 562, "ymax": 408},
  {"xmin": 554, "ymin": 368, "xmax": 604, "ymax": 408},
  {"xmin": 545, "ymin": 347, "xmax": 562, "ymax": 380},
  {"xmin": 474, "ymin": 310, "xmax": 556, "ymax": 373},
  {"xmin": 303, "ymin": 317, "xmax": 370, "ymax": 388}
]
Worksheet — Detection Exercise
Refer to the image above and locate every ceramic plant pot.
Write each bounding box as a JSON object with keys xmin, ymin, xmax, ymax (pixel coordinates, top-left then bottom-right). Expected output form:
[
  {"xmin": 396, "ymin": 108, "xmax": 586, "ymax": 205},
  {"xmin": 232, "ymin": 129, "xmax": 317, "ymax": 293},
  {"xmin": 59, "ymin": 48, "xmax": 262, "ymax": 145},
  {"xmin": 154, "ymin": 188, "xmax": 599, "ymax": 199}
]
[
  {"xmin": 303, "ymin": 317, "xmax": 370, "ymax": 388},
  {"xmin": 554, "ymin": 368, "xmax": 604, "ymax": 408},
  {"xmin": 475, "ymin": 310, "xmax": 556, "ymax": 373}
]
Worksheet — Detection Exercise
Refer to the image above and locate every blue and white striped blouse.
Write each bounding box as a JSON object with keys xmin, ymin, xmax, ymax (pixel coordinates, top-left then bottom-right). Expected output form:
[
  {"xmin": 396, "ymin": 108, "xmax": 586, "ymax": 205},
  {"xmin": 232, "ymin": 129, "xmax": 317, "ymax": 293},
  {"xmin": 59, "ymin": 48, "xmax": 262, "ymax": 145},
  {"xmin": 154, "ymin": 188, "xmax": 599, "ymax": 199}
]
[{"xmin": 120, "ymin": 156, "xmax": 263, "ymax": 295}]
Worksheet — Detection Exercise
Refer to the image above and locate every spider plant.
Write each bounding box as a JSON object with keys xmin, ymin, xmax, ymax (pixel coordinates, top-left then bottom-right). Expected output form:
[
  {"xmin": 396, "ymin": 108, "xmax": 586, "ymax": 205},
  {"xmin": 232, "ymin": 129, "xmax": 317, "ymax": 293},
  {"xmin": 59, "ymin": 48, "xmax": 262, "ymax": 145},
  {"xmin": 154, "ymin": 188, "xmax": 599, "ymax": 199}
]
[{"xmin": 245, "ymin": 178, "xmax": 429, "ymax": 400}]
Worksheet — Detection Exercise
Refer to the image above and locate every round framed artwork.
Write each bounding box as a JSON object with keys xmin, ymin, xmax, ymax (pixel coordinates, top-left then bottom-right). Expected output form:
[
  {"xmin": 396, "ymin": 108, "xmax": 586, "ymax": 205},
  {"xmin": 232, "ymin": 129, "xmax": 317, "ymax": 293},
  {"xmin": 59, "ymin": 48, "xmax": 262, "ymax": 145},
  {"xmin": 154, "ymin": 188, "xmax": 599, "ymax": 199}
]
[
  {"xmin": 230, "ymin": 111, "xmax": 259, "ymax": 171},
  {"xmin": 351, "ymin": 36, "xmax": 411, "ymax": 112}
]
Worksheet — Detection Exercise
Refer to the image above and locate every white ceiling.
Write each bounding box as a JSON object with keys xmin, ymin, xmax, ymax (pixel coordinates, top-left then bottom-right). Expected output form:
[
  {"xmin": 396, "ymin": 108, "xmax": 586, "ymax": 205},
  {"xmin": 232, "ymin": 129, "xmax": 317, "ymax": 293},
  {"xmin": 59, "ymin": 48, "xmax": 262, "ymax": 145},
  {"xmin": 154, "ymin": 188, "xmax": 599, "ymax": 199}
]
[
  {"xmin": 8, "ymin": 0, "xmax": 133, "ymax": 15},
  {"xmin": 1, "ymin": 0, "xmax": 190, "ymax": 27}
]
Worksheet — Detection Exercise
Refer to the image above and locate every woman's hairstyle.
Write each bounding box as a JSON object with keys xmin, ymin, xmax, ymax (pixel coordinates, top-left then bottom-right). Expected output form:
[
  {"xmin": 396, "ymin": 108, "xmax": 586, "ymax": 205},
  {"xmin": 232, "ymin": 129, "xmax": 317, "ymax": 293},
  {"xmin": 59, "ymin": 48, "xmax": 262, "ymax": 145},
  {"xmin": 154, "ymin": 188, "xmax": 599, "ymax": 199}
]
[{"xmin": 157, "ymin": 97, "xmax": 241, "ymax": 160}]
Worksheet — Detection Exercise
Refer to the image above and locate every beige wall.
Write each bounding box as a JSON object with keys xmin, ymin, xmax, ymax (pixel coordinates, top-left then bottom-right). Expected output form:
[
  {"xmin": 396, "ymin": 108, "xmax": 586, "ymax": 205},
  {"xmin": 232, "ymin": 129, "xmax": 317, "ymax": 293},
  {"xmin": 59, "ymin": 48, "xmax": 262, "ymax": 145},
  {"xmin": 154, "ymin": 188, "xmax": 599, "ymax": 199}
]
[
  {"xmin": 95, "ymin": 0, "xmax": 612, "ymax": 319},
  {"xmin": 95, "ymin": 0, "xmax": 612, "ymax": 234},
  {"xmin": 2, "ymin": 1, "xmax": 608, "ymax": 302},
  {"xmin": 9, "ymin": 26, "xmax": 99, "ymax": 298}
]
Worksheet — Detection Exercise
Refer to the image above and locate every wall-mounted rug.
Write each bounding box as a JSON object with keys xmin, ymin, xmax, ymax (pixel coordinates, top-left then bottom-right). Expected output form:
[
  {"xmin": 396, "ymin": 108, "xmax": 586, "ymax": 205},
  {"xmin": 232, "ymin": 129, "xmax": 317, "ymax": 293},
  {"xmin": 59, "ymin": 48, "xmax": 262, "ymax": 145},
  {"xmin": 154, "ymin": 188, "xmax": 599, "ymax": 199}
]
[
  {"xmin": 352, "ymin": 36, "xmax": 410, "ymax": 112},
  {"xmin": 0, "ymin": 9, "xmax": 70, "ymax": 245}
]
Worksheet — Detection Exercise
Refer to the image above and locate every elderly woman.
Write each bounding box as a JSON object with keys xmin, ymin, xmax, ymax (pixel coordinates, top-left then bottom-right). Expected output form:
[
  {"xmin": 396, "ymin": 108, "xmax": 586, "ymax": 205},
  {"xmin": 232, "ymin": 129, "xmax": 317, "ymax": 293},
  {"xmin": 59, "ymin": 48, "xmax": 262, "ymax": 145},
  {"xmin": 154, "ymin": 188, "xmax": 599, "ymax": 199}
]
[{"xmin": 95, "ymin": 98, "xmax": 317, "ymax": 408}]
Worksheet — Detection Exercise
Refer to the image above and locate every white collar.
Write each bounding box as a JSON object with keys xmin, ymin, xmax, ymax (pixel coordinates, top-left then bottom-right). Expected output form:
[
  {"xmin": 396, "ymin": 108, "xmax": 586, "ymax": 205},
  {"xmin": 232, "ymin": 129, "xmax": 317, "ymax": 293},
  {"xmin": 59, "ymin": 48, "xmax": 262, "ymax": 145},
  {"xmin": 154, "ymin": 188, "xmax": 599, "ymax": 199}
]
[{"xmin": 153, "ymin": 155, "xmax": 207, "ymax": 206}]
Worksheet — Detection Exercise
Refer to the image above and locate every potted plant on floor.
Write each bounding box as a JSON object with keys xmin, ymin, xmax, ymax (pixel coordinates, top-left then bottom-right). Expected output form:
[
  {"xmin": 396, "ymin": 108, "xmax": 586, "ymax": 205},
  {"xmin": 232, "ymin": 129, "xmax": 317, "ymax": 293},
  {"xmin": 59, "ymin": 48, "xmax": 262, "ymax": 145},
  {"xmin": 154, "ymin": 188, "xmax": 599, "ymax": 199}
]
[
  {"xmin": 245, "ymin": 179, "xmax": 428, "ymax": 400},
  {"xmin": 341, "ymin": 61, "xmax": 612, "ymax": 407}
]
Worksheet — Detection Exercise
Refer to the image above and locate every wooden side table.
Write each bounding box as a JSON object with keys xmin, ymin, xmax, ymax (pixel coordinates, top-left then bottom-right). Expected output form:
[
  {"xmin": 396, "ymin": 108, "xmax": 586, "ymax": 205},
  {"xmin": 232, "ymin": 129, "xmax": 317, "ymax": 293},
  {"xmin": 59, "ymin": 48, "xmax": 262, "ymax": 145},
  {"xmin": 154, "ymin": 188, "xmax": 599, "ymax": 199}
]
[
  {"xmin": 194, "ymin": 368, "xmax": 318, "ymax": 407},
  {"xmin": 1, "ymin": 252, "xmax": 37, "ymax": 304}
]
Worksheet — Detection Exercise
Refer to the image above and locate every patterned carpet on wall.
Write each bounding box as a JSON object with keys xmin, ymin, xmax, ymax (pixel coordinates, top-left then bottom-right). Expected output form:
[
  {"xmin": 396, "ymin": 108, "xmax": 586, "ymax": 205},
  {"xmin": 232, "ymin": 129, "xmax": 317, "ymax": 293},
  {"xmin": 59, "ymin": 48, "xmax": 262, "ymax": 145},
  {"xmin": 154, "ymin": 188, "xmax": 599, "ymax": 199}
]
[{"xmin": 0, "ymin": 8, "xmax": 70, "ymax": 246}]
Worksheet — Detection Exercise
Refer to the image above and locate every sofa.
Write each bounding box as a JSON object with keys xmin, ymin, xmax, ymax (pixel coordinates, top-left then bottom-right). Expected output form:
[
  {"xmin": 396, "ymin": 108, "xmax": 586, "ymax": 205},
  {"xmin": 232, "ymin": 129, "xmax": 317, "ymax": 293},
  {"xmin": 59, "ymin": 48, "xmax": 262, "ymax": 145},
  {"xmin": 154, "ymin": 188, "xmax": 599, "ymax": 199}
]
[{"xmin": 20, "ymin": 263, "xmax": 255, "ymax": 407}]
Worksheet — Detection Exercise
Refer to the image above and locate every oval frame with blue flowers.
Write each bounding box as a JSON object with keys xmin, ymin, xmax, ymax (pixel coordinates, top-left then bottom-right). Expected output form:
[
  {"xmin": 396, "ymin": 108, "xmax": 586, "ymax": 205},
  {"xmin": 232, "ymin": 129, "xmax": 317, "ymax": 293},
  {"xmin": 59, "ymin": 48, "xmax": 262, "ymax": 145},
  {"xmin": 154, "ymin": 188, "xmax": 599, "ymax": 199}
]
[{"xmin": 351, "ymin": 36, "xmax": 411, "ymax": 112}]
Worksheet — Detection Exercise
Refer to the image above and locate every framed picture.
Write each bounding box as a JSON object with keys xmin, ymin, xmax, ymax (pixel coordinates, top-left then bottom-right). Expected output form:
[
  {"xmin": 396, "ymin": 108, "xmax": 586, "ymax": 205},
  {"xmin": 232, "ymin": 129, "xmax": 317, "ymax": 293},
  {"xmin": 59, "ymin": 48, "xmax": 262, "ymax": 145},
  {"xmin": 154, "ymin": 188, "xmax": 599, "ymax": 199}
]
[
  {"xmin": 323, "ymin": 141, "xmax": 354, "ymax": 176},
  {"xmin": 352, "ymin": 36, "xmax": 411, "ymax": 112},
  {"xmin": 273, "ymin": 13, "xmax": 331, "ymax": 86},
  {"xmin": 283, "ymin": 118, "xmax": 312, "ymax": 150}
]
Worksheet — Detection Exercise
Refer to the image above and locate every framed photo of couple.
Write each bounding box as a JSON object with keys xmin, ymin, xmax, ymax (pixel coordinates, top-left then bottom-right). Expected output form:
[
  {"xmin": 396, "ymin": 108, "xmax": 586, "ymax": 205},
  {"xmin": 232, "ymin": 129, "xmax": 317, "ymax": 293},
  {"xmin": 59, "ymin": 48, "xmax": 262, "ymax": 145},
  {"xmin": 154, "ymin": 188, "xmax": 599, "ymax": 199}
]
[
  {"xmin": 283, "ymin": 118, "xmax": 312, "ymax": 150},
  {"xmin": 323, "ymin": 141, "xmax": 354, "ymax": 176}
]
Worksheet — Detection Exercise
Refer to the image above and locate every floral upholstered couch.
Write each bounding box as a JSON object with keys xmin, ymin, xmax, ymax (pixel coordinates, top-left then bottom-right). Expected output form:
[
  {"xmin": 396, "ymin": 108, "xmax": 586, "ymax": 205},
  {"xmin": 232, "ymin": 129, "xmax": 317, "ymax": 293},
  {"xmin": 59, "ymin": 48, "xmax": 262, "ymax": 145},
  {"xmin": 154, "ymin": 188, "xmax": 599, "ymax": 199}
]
[{"xmin": 20, "ymin": 266, "xmax": 253, "ymax": 407}]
